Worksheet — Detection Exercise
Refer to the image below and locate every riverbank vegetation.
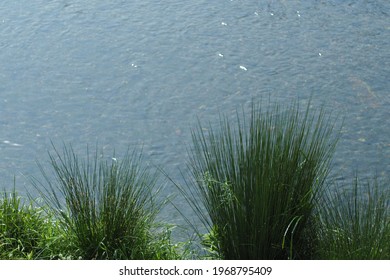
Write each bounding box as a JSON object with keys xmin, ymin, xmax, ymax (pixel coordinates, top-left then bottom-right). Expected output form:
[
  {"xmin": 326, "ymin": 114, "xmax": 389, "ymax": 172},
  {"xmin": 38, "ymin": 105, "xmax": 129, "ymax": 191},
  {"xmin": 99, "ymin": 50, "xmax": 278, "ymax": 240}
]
[
  {"xmin": 181, "ymin": 102, "xmax": 339, "ymax": 259},
  {"xmin": 315, "ymin": 177, "xmax": 389, "ymax": 259},
  {"xmin": 1, "ymin": 102, "xmax": 389, "ymax": 260}
]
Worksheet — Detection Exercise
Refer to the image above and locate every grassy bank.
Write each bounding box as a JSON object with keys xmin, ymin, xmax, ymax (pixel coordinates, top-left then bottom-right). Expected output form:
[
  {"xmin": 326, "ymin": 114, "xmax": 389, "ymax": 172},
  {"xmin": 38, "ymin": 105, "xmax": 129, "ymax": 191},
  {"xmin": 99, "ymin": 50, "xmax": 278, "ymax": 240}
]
[
  {"xmin": 1, "ymin": 102, "xmax": 389, "ymax": 260},
  {"xmin": 1, "ymin": 147, "xmax": 183, "ymax": 260}
]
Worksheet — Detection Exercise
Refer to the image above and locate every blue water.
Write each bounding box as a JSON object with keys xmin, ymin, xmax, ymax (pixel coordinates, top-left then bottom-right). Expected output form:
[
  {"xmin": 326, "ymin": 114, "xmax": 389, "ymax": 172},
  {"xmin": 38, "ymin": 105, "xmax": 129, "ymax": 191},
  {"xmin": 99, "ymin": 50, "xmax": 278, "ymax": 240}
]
[{"xmin": 1, "ymin": 1, "xmax": 389, "ymax": 226}]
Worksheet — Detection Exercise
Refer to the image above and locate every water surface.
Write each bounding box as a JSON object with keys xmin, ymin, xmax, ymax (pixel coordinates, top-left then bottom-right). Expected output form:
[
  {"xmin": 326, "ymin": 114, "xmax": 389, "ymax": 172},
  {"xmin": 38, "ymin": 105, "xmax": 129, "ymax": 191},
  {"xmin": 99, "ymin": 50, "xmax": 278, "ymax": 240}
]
[{"xmin": 1, "ymin": 0, "xmax": 389, "ymax": 226}]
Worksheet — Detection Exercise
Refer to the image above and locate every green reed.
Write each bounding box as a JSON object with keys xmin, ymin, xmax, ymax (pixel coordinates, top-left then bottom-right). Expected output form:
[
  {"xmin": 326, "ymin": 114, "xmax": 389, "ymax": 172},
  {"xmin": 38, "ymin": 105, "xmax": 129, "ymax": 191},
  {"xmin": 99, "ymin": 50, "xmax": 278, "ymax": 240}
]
[
  {"xmin": 2, "ymin": 102, "xmax": 388, "ymax": 260},
  {"xmin": 33, "ymin": 144, "xmax": 177, "ymax": 260},
  {"xmin": 316, "ymin": 177, "xmax": 389, "ymax": 259},
  {"xmin": 184, "ymin": 101, "xmax": 339, "ymax": 259}
]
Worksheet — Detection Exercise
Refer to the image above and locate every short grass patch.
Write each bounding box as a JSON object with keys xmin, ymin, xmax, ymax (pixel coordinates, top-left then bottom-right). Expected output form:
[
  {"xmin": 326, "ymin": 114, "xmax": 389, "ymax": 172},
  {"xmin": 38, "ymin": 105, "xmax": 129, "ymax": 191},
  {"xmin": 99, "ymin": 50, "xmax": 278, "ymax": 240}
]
[{"xmin": 0, "ymin": 188, "xmax": 64, "ymax": 259}]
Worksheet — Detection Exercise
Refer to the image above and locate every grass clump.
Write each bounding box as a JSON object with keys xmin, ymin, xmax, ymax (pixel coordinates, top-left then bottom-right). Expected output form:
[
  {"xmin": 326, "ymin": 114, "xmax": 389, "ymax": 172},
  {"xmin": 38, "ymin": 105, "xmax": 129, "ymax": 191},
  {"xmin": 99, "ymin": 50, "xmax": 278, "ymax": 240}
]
[
  {"xmin": 184, "ymin": 101, "xmax": 339, "ymax": 259},
  {"xmin": 0, "ymin": 188, "xmax": 62, "ymax": 259},
  {"xmin": 316, "ymin": 177, "xmax": 390, "ymax": 259},
  {"xmin": 34, "ymin": 145, "xmax": 179, "ymax": 260}
]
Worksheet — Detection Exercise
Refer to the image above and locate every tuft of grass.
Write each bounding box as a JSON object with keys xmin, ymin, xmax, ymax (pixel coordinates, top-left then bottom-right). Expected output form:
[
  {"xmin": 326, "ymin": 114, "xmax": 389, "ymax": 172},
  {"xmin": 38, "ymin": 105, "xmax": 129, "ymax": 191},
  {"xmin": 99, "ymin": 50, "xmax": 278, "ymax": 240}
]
[
  {"xmin": 33, "ymin": 144, "xmax": 179, "ymax": 260},
  {"xmin": 316, "ymin": 177, "xmax": 390, "ymax": 259},
  {"xmin": 182, "ymin": 101, "xmax": 339, "ymax": 259},
  {"xmin": 0, "ymin": 188, "xmax": 60, "ymax": 259}
]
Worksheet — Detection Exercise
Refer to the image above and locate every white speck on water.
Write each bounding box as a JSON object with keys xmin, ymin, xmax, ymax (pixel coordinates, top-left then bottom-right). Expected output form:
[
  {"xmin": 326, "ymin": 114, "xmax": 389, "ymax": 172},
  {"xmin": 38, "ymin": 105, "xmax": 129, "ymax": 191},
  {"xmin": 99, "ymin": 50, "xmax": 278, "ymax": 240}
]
[
  {"xmin": 239, "ymin": 65, "xmax": 247, "ymax": 71},
  {"xmin": 3, "ymin": 140, "xmax": 22, "ymax": 147},
  {"xmin": 131, "ymin": 63, "xmax": 138, "ymax": 68},
  {"xmin": 218, "ymin": 53, "xmax": 224, "ymax": 57},
  {"xmin": 221, "ymin": 22, "xmax": 228, "ymax": 26},
  {"xmin": 318, "ymin": 52, "xmax": 322, "ymax": 56},
  {"xmin": 270, "ymin": 12, "xmax": 274, "ymax": 16},
  {"xmin": 297, "ymin": 11, "xmax": 301, "ymax": 17}
]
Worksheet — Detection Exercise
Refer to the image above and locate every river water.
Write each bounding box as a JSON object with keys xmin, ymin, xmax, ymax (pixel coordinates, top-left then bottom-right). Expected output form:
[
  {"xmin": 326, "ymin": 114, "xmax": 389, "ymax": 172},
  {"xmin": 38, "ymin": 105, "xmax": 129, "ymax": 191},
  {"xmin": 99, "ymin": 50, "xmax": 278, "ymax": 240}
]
[{"xmin": 1, "ymin": 1, "xmax": 389, "ymax": 228}]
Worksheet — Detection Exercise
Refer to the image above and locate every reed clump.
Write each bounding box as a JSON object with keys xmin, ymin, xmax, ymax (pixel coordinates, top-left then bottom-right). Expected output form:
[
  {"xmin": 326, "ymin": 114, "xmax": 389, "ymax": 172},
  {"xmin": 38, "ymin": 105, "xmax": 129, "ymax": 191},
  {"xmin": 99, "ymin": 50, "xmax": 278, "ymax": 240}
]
[
  {"xmin": 184, "ymin": 102, "xmax": 339, "ymax": 259},
  {"xmin": 316, "ymin": 177, "xmax": 390, "ymax": 259},
  {"xmin": 33, "ymin": 145, "xmax": 179, "ymax": 260}
]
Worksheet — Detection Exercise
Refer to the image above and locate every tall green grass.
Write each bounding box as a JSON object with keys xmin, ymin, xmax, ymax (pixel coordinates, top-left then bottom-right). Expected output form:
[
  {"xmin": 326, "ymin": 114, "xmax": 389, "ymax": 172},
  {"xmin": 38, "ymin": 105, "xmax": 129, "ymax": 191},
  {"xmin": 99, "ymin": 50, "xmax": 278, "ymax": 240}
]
[
  {"xmin": 33, "ymin": 145, "xmax": 178, "ymax": 260},
  {"xmin": 316, "ymin": 177, "xmax": 389, "ymax": 259},
  {"xmin": 1, "ymin": 102, "xmax": 388, "ymax": 260},
  {"xmin": 183, "ymin": 102, "xmax": 339, "ymax": 259}
]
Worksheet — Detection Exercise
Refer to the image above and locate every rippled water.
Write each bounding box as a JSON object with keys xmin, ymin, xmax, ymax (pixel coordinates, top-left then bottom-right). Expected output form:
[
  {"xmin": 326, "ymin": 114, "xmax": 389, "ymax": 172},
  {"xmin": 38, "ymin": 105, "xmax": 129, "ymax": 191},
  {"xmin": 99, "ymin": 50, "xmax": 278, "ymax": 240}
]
[{"xmin": 1, "ymin": 1, "xmax": 389, "ymax": 226}]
